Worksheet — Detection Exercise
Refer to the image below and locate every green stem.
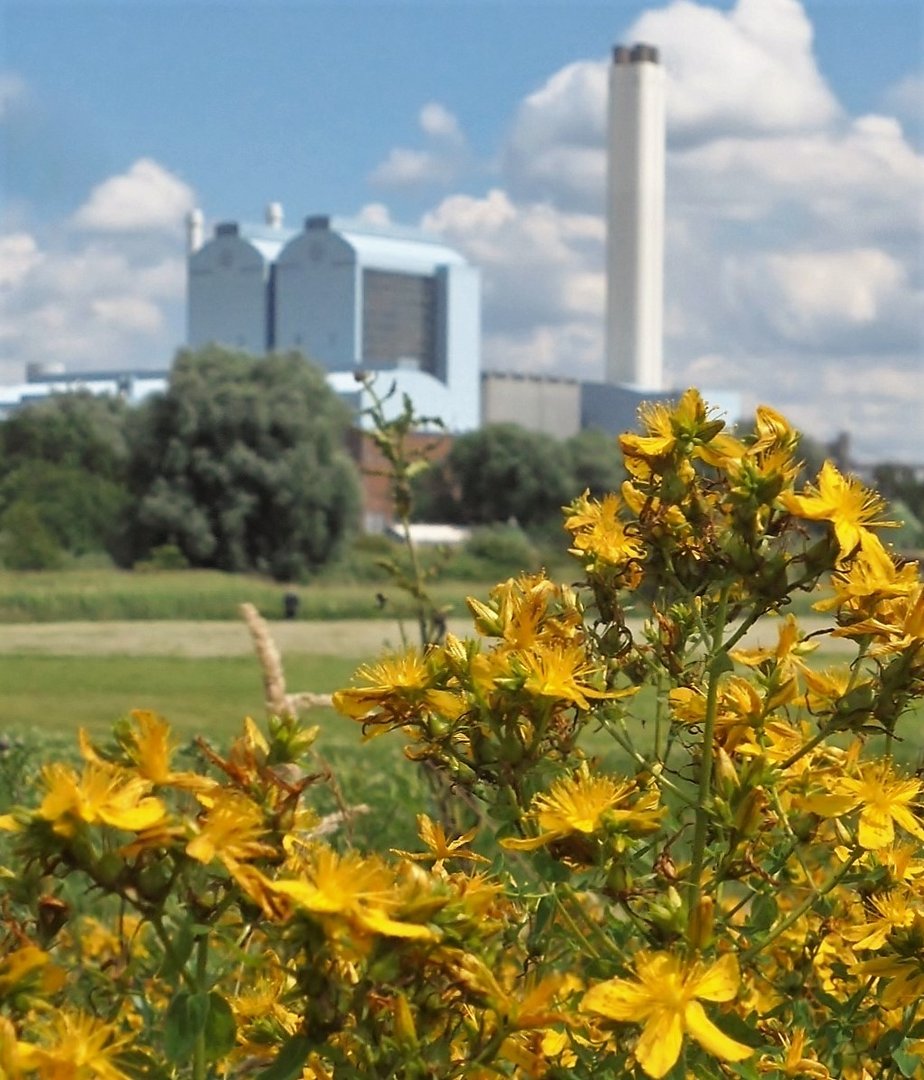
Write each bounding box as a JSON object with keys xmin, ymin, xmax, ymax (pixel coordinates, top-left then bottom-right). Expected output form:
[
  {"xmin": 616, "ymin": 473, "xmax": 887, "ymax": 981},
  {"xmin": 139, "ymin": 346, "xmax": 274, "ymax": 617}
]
[
  {"xmin": 601, "ymin": 714, "xmax": 698, "ymax": 809},
  {"xmin": 193, "ymin": 930, "xmax": 208, "ymax": 1080},
  {"xmin": 740, "ymin": 848, "xmax": 860, "ymax": 963},
  {"xmin": 150, "ymin": 915, "xmax": 196, "ymax": 992},
  {"xmin": 686, "ymin": 585, "xmax": 731, "ymax": 932}
]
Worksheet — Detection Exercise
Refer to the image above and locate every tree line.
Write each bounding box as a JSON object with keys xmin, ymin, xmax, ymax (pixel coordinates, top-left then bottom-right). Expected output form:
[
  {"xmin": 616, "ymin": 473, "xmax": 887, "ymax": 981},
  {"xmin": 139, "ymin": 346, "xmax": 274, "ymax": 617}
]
[
  {"xmin": 0, "ymin": 348, "xmax": 629, "ymax": 579},
  {"xmin": 3, "ymin": 346, "xmax": 920, "ymax": 578},
  {"xmin": 0, "ymin": 348, "xmax": 360, "ymax": 579}
]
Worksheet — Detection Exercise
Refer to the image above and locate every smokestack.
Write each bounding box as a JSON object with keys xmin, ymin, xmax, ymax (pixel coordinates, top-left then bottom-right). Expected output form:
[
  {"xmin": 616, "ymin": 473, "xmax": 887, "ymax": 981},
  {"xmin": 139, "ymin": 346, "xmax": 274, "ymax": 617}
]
[
  {"xmin": 186, "ymin": 208, "xmax": 204, "ymax": 254},
  {"xmin": 606, "ymin": 43, "xmax": 665, "ymax": 391}
]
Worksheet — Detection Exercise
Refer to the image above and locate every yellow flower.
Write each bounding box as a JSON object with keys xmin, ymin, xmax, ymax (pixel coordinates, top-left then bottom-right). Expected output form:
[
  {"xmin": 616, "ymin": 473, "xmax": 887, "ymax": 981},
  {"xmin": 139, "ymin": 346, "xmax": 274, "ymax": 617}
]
[
  {"xmin": 0, "ymin": 1015, "xmax": 25, "ymax": 1080},
  {"xmin": 270, "ymin": 847, "xmax": 439, "ymax": 940},
  {"xmin": 803, "ymin": 761, "xmax": 924, "ymax": 850},
  {"xmin": 392, "ymin": 813, "xmax": 489, "ymax": 869},
  {"xmin": 581, "ymin": 951, "xmax": 753, "ymax": 1078},
  {"xmin": 619, "ymin": 388, "xmax": 745, "ymax": 476},
  {"xmin": 38, "ymin": 762, "xmax": 167, "ymax": 837},
  {"xmin": 518, "ymin": 642, "xmax": 620, "ymax": 711},
  {"xmin": 779, "ymin": 460, "xmax": 895, "ymax": 558},
  {"xmin": 332, "ymin": 648, "xmax": 464, "ymax": 729},
  {"xmin": 0, "ymin": 944, "xmax": 66, "ymax": 1000},
  {"xmin": 832, "ymin": 584, "xmax": 924, "ymax": 657},
  {"xmin": 841, "ymin": 889, "xmax": 918, "ymax": 950},
  {"xmin": 816, "ymin": 532, "xmax": 918, "ymax": 617},
  {"xmin": 758, "ymin": 1027, "xmax": 831, "ymax": 1077},
  {"xmin": 669, "ymin": 677, "xmax": 763, "ymax": 751},
  {"xmin": 501, "ymin": 765, "xmax": 663, "ymax": 852},
  {"xmin": 564, "ymin": 491, "xmax": 646, "ymax": 576},
  {"xmin": 186, "ymin": 790, "xmax": 276, "ymax": 865},
  {"xmin": 16, "ymin": 1010, "xmax": 133, "ymax": 1080}
]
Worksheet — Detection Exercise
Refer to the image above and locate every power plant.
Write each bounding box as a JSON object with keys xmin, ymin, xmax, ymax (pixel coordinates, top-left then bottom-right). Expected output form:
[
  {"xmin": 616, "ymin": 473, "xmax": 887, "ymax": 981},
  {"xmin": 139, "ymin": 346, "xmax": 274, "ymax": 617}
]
[{"xmin": 1, "ymin": 39, "xmax": 738, "ymax": 436}]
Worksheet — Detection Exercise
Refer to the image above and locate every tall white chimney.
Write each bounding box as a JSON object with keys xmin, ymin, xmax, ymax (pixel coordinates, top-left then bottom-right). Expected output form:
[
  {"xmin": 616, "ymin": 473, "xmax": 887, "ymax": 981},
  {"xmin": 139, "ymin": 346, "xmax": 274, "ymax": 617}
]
[
  {"xmin": 186, "ymin": 208, "xmax": 205, "ymax": 254},
  {"xmin": 606, "ymin": 43, "xmax": 665, "ymax": 391}
]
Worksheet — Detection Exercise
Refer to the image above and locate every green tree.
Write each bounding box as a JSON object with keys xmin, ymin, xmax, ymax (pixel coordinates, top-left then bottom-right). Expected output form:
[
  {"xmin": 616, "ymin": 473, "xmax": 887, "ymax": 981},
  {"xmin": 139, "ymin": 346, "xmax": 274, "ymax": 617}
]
[
  {"xmin": 565, "ymin": 428, "xmax": 626, "ymax": 497},
  {"xmin": 417, "ymin": 423, "xmax": 575, "ymax": 528},
  {"xmin": 0, "ymin": 500, "xmax": 63, "ymax": 570},
  {"xmin": 0, "ymin": 462, "xmax": 129, "ymax": 558},
  {"xmin": 0, "ymin": 391, "xmax": 133, "ymax": 561},
  {"xmin": 128, "ymin": 347, "xmax": 361, "ymax": 580},
  {"xmin": 0, "ymin": 390, "xmax": 130, "ymax": 483}
]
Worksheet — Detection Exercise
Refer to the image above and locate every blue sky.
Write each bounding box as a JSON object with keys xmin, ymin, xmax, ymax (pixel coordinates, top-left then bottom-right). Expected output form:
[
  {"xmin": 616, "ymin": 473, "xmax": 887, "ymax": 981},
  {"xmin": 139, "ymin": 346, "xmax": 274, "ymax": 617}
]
[{"xmin": 1, "ymin": 0, "xmax": 923, "ymax": 460}]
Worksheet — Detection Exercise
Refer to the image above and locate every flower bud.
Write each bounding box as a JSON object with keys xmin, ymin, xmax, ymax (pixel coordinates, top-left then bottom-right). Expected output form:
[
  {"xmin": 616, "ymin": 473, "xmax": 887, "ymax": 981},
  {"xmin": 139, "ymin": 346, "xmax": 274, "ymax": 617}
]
[
  {"xmin": 733, "ymin": 788, "xmax": 767, "ymax": 838},
  {"xmin": 394, "ymin": 992, "xmax": 418, "ymax": 1046},
  {"xmin": 687, "ymin": 895, "xmax": 715, "ymax": 951}
]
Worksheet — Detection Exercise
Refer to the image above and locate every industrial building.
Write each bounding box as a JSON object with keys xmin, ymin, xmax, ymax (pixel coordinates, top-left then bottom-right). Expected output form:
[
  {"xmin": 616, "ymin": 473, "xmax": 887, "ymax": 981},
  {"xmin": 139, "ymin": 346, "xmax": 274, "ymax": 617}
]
[
  {"xmin": 1, "ymin": 40, "xmax": 741, "ymax": 463},
  {"xmin": 187, "ymin": 209, "xmax": 481, "ymax": 433}
]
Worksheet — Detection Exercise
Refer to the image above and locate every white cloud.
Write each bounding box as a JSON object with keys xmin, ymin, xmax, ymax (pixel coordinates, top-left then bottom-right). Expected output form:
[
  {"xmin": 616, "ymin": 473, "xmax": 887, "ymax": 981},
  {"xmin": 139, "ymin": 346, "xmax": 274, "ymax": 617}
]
[
  {"xmin": 0, "ymin": 233, "xmax": 43, "ymax": 288},
  {"xmin": 91, "ymin": 296, "xmax": 163, "ymax": 334},
  {"xmin": 354, "ymin": 202, "xmax": 393, "ymax": 228},
  {"xmin": 413, "ymin": 0, "xmax": 924, "ymax": 461},
  {"xmin": 753, "ymin": 248, "xmax": 905, "ymax": 332},
  {"xmin": 370, "ymin": 102, "xmax": 469, "ymax": 189},
  {"xmin": 71, "ymin": 158, "xmax": 194, "ymax": 233},
  {"xmin": 634, "ymin": 0, "xmax": 841, "ymax": 142},
  {"xmin": 884, "ymin": 73, "xmax": 924, "ymax": 126},
  {"xmin": 419, "ymin": 102, "xmax": 464, "ymax": 144},
  {"xmin": 423, "ymin": 189, "xmax": 604, "ymax": 341},
  {"xmin": 371, "ymin": 148, "xmax": 457, "ymax": 188},
  {"xmin": 0, "ymin": 159, "xmax": 191, "ymax": 381}
]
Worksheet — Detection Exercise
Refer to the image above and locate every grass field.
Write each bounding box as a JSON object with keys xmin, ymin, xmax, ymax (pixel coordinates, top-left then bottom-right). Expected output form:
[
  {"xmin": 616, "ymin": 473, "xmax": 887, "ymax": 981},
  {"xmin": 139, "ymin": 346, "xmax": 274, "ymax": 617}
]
[
  {"xmin": 0, "ymin": 565, "xmax": 830, "ymax": 623},
  {"xmin": 0, "ymin": 567, "xmax": 505, "ymax": 623}
]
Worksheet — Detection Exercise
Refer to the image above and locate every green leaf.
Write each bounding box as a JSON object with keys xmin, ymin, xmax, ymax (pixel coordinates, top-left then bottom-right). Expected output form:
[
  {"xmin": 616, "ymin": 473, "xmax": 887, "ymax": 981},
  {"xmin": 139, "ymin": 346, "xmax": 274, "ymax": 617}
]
[
  {"xmin": 257, "ymin": 1035, "xmax": 313, "ymax": 1080},
  {"xmin": 748, "ymin": 891, "xmax": 777, "ymax": 933},
  {"xmin": 203, "ymin": 992, "xmax": 237, "ymax": 1061},
  {"xmin": 710, "ymin": 650, "xmax": 734, "ymax": 676},
  {"xmin": 162, "ymin": 989, "xmax": 195, "ymax": 1058},
  {"xmin": 158, "ymin": 917, "xmax": 196, "ymax": 981},
  {"xmin": 893, "ymin": 1043, "xmax": 922, "ymax": 1078}
]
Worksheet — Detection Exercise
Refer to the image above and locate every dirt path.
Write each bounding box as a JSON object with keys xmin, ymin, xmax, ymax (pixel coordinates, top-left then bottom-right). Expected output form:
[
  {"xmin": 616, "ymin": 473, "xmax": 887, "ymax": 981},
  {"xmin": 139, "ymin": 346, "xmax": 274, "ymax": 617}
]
[{"xmin": 0, "ymin": 615, "xmax": 853, "ymax": 658}]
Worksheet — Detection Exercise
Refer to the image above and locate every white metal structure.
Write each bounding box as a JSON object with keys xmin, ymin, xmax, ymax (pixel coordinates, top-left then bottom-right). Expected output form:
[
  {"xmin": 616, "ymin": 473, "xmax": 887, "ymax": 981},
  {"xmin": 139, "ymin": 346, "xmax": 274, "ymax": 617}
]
[{"xmin": 606, "ymin": 43, "xmax": 665, "ymax": 391}]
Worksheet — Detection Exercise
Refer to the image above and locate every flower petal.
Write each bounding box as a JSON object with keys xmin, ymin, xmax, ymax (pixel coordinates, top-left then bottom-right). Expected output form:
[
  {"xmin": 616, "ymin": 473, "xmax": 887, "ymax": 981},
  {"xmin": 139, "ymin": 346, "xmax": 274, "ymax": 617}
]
[
  {"xmin": 634, "ymin": 1007, "xmax": 684, "ymax": 1079},
  {"xmin": 858, "ymin": 805, "xmax": 895, "ymax": 850},
  {"xmin": 684, "ymin": 1000, "xmax": 753, "ymax": 1063},
  {"xmin": 581, "ymin": 977, "xmax": 655, "ymax": 1023},
  {"xmin": 693, "ymin": 953, "xmax": 740, "ymax": 1003}
]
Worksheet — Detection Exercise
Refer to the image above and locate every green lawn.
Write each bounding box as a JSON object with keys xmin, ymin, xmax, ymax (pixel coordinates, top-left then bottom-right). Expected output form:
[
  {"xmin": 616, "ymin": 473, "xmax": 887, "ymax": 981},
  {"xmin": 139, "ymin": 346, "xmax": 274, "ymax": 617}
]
[{"xmin": 0, "ymin": 567, "xmax": 499, "ymax": 623}]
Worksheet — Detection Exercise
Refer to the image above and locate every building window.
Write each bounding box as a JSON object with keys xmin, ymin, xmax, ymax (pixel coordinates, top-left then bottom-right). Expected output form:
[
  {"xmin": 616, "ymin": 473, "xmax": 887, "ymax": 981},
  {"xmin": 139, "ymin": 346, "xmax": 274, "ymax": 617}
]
[{"xmin": 361, "ymin": 269, "xmax": 437, "ymax": 373}]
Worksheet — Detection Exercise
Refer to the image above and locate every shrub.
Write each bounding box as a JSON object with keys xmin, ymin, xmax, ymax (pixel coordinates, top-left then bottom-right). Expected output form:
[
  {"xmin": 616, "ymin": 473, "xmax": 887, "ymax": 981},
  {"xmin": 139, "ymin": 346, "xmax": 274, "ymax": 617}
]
[
  {"xmin": 0, "ymin": 500, "xmax": 64, "ymax": 570},
  {"xmin": 3, "ymin": 391, "xmax": 924, "ymax": 1078}
]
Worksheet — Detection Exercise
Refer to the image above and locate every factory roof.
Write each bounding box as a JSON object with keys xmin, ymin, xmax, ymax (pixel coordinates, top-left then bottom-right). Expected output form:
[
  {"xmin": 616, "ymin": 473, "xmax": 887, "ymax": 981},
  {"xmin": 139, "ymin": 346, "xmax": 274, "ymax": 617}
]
[{"xmin": 302, "ymin": 215, "xmax": 468, "ymax": 272}]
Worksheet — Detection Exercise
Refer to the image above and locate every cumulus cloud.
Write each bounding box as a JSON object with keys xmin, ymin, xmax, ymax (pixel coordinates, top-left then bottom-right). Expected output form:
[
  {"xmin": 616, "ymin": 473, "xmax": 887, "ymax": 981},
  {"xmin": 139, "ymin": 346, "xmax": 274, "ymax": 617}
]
[
  {"xmin": 415, "ymin": 0, "xmax": 923, "ymax": 461},
  {"xmin": 634, "ymin": 0, "xmax": 841, "ymax": 142},
  {"xmin": 0, "ymin": 158, "xmax": 191, "ymax": 381},
  {"xmin": 0, "ymin": 233, "xmax": 43, "ymax": 288},
  {"xmin": 884, "ymin": 73, "xmax": 924, "ymax": 127},
  {"xmin": 71, "ymin": 158, "xmax": 195, "ymax": 233},
  {"xmin": 370, "ymin": 101, "xmax": 469, "ymax": 189},
  {"xmin": 419, "ymin": 102, "xmax": 464, "ymax": 144},
  {"xmin": 424, "ymin": 189, "xmax": 604, "ymax": 346}
]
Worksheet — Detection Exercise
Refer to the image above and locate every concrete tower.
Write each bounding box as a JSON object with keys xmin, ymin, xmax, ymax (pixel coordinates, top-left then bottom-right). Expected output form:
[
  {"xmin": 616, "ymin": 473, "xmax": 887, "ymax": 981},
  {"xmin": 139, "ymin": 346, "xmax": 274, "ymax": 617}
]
[
  {"xmin": 606, "ymin": 43, "xmax": 665, "ymax": 391},
  {"xmin": 186, "ymin": 208, "xmax": 204, "ymax": 255}
]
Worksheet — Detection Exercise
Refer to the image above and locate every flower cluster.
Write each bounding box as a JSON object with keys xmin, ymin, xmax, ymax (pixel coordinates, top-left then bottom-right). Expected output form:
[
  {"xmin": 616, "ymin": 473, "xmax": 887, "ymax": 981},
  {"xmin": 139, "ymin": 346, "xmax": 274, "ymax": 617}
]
[{"xmin": 3, "ymin": 389, "xmax": 924, "ymax": 1078}]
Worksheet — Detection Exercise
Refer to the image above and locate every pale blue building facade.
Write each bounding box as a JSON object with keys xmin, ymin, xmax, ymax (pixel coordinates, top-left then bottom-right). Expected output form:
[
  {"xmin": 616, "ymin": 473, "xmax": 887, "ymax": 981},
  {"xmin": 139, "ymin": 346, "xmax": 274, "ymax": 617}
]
[{"xmin": 187, "ymin": 212, "xmax": 481, "ymax": 433}]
